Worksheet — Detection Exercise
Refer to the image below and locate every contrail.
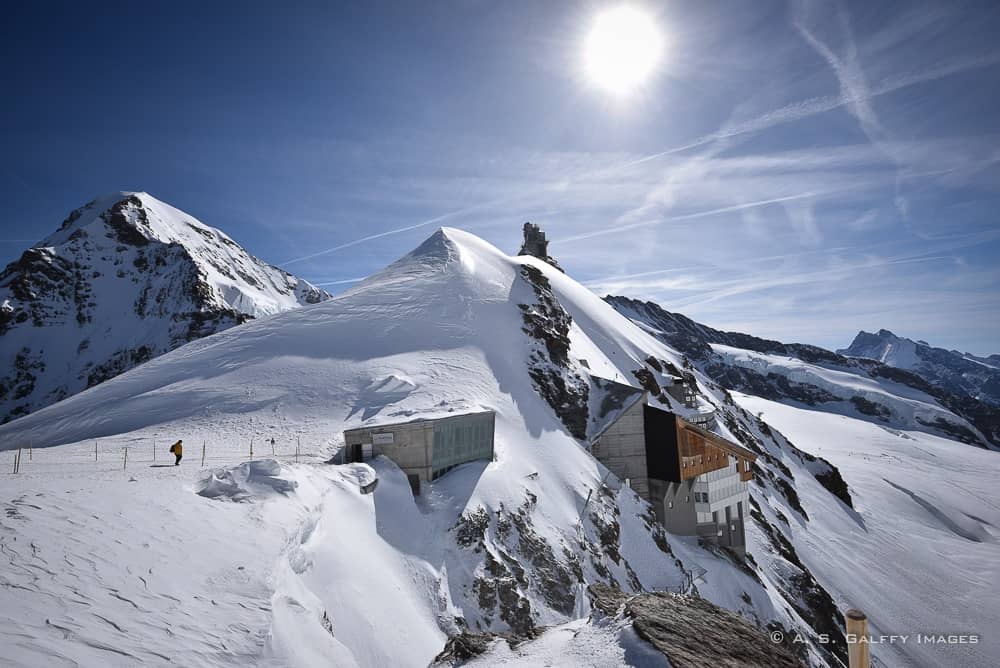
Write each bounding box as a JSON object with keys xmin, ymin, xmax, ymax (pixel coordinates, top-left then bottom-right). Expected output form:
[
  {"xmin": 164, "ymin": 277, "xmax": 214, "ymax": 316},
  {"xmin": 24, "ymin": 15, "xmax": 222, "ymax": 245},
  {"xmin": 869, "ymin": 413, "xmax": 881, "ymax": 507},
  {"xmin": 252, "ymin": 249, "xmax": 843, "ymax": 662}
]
[
  {"xmin": 282, "ymin": 49, "xmax": 1000, "ymax": 264},
  {"xmin": 281, "ymin": 199, "xmax": 507, "ymax": 266},
  {"xmin": 615, "ymin": 51, "xmax": 1000, "ymax": 170},
  {"xmin": 560, "ymin": 192, "xmax": 821, "ymax": 244},
  {"xmin": 312, "ymin": 277, "xmax": 366, "ymax": 287}
]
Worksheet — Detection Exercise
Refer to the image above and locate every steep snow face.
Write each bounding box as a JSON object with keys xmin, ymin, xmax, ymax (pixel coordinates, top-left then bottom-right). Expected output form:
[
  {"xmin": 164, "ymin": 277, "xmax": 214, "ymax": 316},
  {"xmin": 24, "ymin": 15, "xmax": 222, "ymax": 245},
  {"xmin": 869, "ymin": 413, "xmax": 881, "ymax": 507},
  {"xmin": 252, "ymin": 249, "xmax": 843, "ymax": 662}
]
[
  {"xmin": 840, "ymin": 329, "xmax": 920, "ymax": 368},
  {"xmin": 0, "ymin": 228, "xmax": 853, "ymax": 668},
  {"xmin": 0, "ymin": 192, "xmax": 330, "ymax": 423},
  {"xmin": 840, "ymin": 329, "xmax": 1000, "ymax": 407}
]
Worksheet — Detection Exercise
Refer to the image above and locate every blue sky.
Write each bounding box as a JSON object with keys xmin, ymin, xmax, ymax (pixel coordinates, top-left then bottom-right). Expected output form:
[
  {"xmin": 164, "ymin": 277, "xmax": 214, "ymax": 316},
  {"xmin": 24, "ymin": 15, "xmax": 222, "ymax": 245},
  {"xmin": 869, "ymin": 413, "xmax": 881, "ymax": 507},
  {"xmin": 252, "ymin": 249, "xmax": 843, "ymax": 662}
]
[{"xmin": 2, "ymin": 0, "xmax": 998, "ymax": 354}]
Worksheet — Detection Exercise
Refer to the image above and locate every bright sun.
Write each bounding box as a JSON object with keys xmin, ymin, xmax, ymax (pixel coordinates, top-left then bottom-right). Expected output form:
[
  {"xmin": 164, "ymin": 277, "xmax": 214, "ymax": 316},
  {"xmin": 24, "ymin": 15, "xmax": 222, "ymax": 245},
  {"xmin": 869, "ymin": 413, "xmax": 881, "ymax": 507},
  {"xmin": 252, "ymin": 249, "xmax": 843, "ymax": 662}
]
[{"xmin": 584, "ymin": 6, "xmax": 663, "ymax": 95}]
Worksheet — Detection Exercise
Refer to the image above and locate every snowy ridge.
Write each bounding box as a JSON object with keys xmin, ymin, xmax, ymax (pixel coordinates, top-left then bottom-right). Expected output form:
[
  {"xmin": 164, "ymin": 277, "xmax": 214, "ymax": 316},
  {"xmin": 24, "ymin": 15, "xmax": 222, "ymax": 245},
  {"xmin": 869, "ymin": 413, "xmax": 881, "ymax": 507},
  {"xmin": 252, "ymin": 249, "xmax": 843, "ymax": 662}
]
[
  {"xmin": 709, "ymin": 343, "xmax": 984, "ymax": 440},
  {"xmin": 0, "ymin": 229, "xmax": 997, "ymax": 667},
  {"xmin": 840, "ymin": 328, "xmax": 1000, "ymax": 407},
  {"xmin": 608, "ymin": 296, "xmax": 999, "ymax": 448},
  {"xmin": 0, "ymin": 192, "xmax": 330, "ymax": 423}
]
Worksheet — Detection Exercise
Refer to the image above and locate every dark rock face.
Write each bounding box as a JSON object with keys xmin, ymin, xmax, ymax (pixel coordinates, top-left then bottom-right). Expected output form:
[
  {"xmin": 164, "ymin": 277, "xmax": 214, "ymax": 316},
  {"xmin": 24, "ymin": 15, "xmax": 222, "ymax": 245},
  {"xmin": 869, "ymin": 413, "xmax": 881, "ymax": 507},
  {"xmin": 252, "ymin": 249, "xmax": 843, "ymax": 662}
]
[
  {"xmin": 100, "ymin": 195, "xmax": 152, "ymax": 247},
  {"xmin": 813, "ymin": 468, "xmax": 853, "ymax": 509},
  {"xmin": 850, "ymin": 396, "xmax": 891, "ymax": 420},
  {"xmin": 455, "ymin": 484, "xmax": 663, "ymax": 641},
  {"xmin": 433, "ymin": 631, "xmax": 503, "ymax": 665},
  {"xmin": 0, "ymin": 193, "xmax": 332, "ymax": 424},
  {"xmin": 632, "ymin": 366, "xmax": 667, "ymax": 403},
  {"xmin": 588, "ymin": 584, "xmax": 805, "ymax": 668},
  {"xmin": 519, "ymin": 265, "xmax": 589, "ymax": 439}
]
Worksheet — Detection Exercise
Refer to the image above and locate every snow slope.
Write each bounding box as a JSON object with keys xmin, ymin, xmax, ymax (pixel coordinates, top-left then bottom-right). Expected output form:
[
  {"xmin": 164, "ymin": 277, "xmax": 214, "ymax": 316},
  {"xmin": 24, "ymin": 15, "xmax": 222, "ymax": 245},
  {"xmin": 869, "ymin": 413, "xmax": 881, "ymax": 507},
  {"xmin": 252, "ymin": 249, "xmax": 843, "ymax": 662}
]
[
  {"xmin": 0, "ymin": 192, "xmax": 330, "ymax": 424},
  {"xmin": 735, "ymin": 394, "xmax": 1000, "ymax": 668},
  {"xmin": 2, "ymin": 228, "xmax": 995, "ymax": 667}
]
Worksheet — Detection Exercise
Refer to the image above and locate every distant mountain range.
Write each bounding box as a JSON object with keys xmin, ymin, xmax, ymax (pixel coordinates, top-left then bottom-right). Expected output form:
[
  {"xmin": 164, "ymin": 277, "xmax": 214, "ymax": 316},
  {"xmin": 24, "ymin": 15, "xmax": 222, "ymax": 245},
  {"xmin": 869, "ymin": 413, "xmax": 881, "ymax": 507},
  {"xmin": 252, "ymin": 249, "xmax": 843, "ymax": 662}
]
[
  {"xmin": 606, "ymin": 297, "xmax": 1000, "ymax": 449},
  {"xmin": 839, "ymin": 329, "xmax": 1000, "ymax": 406},
  {"xmin": 0, "ymin": 192, "xmax": 330, "ymax": 424}
]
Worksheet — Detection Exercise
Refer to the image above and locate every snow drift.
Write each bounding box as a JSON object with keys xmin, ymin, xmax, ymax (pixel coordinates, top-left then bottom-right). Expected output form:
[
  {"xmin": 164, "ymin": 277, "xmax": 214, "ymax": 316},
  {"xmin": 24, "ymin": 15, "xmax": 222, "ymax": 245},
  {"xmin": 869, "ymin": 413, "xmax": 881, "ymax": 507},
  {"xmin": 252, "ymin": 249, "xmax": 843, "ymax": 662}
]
[{"xmin": 198, "ymin": 459, "xmax": 298, "ymax": 501}]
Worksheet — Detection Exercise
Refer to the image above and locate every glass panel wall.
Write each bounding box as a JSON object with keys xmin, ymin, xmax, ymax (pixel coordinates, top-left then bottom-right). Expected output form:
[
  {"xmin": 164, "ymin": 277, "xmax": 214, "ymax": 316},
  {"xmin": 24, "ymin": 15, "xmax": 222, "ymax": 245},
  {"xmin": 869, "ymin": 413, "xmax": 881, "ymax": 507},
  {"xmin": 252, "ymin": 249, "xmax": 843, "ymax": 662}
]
[{"xmin": 431, "ymin": 413, "xmax": 494, "ymax": 477}]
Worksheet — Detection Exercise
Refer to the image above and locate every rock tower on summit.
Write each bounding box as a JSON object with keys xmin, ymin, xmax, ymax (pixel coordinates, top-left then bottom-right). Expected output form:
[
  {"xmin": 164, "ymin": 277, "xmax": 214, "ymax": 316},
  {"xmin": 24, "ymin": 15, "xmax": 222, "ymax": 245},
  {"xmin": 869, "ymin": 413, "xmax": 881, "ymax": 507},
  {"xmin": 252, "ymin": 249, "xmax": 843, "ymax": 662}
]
[{"xmin": 517, "ymin": 222, "xmax": 563, "ymax": 271}]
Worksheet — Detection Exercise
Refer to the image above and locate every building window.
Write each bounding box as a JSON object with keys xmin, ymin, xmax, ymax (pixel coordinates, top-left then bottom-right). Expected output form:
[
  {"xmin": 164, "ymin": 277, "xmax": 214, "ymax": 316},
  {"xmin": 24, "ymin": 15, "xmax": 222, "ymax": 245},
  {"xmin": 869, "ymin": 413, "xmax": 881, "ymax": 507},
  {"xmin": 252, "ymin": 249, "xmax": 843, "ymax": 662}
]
[
  {"xmin": 667, "ymin": 501, "xmax": 673, "ymax": 509},
  {"xmin": 685, "ymin": 495, "xmax": 690, "ymax": 503}
]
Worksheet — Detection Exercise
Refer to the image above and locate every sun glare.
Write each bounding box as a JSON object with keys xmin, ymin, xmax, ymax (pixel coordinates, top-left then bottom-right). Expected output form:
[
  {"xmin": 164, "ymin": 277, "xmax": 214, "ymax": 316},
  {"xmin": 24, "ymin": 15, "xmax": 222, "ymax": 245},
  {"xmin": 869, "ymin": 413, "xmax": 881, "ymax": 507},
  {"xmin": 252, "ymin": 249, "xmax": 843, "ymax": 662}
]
[{"xmin": 584, "ymin": 6, "xmax": 664, "ymax": 95}]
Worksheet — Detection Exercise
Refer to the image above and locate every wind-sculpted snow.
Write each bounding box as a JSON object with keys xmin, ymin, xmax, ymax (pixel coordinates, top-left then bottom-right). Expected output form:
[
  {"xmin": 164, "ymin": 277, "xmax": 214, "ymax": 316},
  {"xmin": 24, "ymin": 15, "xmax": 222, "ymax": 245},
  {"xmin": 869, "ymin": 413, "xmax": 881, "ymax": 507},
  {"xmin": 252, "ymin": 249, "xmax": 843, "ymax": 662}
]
[
  {"xmin": 198, "ymin": 459, "xmax": 298, "ymax": 501},
  {"xmin": 0, "ymin": 192, "xmax": 330, "ymax": 424}
]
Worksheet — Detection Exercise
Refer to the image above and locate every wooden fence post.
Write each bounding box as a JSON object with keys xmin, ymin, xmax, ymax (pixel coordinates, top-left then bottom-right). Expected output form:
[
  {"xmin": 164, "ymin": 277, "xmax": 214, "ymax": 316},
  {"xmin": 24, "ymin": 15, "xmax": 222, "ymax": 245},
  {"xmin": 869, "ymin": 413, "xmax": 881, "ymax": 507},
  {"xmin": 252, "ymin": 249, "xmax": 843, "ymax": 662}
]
[
  {"xmin": 296, "ymin": 436, "xmax": 300, "ymax": 463},
  {"xmin": 14, "ymin": 447, "xmax": 21, "ymax": 474},
  {"xmin": 249, "ymin": 439, "xmax": 254, "ymax": 461},
  {"xmin": 201, "ymin": 441, "xmax": 206, "ymax": 467},
  {"xmin": 95, "ymin": 440, "xmax": 98, "ymax": 462},
  {"xmin": 846, "ymin": 609, "xmax": 870, "ymax": 668},
  {"xmin": 123, "ymin": 447, "xmax": 128, "ymax": 471},
  {"xmin": 153, "ymin": 439, "xmax": 156, "ymax": 461},
  {"xmin": 29, "ymin": 439, "xmax": 32, "ymax": 461}
]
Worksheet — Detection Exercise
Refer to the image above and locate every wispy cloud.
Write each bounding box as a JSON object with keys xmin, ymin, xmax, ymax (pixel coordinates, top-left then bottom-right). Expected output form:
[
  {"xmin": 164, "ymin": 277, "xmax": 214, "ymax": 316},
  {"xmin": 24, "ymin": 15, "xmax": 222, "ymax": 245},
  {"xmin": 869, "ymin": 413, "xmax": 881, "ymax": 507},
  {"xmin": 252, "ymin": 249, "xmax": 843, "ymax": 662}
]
[
  {"xmin": 281, "ymin": 199, "xmax": 506, "ymax": 266},
  {"xmin": 793, "ymin": 0, "xmax": 913, "ymax": 220},
  {"xmin": 560, "ymin": 191, "xmax": 827, "ymax": 244}
]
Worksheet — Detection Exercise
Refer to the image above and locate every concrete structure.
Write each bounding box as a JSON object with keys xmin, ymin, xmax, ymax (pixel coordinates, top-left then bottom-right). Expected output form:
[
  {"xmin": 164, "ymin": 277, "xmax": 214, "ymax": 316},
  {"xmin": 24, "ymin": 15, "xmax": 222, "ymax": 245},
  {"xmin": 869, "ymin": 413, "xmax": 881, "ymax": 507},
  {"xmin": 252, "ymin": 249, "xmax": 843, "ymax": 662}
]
[
  {"xmin": 666, "ymin": 378, "xmax": 698, "ymax": 409},
  {"xmin": 590, "ymin": 393, "xmax": 755, "ymax": 557},
  {"xmin": 342, "ymin": 411, "xmax": 495, "ymax": 494}
]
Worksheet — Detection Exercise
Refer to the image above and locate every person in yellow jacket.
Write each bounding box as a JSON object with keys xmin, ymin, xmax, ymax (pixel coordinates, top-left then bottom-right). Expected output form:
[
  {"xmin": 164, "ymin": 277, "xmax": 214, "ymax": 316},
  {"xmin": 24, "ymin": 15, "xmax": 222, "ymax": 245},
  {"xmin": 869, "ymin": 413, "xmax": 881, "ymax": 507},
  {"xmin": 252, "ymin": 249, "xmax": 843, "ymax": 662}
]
[{"xmin": 169, "ymin": 440, "xmax": 183, "ymax": 466}]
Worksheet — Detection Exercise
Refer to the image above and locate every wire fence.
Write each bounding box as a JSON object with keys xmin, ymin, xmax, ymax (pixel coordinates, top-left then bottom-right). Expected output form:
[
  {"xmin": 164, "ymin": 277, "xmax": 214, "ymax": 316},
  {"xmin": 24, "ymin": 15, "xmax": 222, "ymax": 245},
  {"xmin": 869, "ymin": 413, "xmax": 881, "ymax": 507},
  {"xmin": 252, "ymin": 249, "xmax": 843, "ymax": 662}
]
[{"xmin": 5, "ymin": 435, "xmax": 335, "ymax": 477}]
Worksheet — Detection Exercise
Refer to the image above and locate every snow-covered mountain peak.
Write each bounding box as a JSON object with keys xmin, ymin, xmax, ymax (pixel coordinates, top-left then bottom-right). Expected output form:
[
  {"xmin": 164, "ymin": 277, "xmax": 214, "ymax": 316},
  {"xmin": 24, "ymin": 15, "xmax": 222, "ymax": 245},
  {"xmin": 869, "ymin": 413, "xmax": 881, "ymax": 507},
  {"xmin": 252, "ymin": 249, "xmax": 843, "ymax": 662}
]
[
  {"xmin": 0, "ymin": 192, "xmax": 331, "ymax": 423},
  {"xmin": 3, "ymin": 228, "xmax": 999, "ymax": 667},
  {"xmin": 841, "ymin": 329, "xmax": 918, "ymax": 367},
  {"xmin": 347, "ymin": 227, "xmax": 518, "ymax": 307},
  {"xmin": 44, "ymin": 191, "xmax": 210, "ymax": 247},
  {"xmin": 840, "ymin": 328, "xmax": 1000, "ymax": 408}
]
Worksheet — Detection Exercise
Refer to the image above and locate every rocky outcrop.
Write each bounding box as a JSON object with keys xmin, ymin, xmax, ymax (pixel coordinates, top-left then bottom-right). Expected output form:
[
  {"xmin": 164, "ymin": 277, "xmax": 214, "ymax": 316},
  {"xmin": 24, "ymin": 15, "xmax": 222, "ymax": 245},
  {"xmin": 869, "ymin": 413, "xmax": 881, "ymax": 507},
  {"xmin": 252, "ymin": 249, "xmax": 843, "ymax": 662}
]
[
  {"xmin": 589, "ymin": 584, "xmax": 805, "ymax": 668},
  {"xmin": 516, "ymin": 222, "xmax": 562, "ymax": 271},
  {"xmin": 518, "ymin": 265, "xmax": 589, "ymax": 439}
]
